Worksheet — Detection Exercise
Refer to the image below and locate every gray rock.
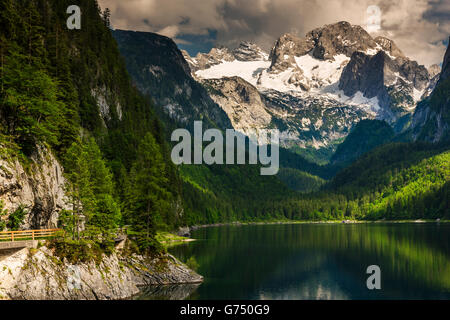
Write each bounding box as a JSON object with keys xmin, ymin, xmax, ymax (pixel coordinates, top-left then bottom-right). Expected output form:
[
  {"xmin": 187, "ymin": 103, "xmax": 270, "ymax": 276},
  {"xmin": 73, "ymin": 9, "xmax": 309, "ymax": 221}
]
[
  {"xmin": 374, "ymin": 36, "xmax": 405, "ymax": 58},
  {"xmin": 177, "ymin": 227, "xmax": 191, "ymax": 237},
  {"xmin": 203, "ymin": 77, "xmax": 272, "ymax": 134},
  {"xmin": 428, "ymin": 64, "xmax": 441, "ymax": 79},
  {"xmin": 232, "ymin": 42, "xmax": 267, "ymax": 62},
  {"xmin": 269, "ymin": 33, "xmax": 315, "ymax": 72},
  {"xmin": 307, "ymin": 21, "xmax": 377, "ymax": 60},
  {"xmin": 339, "ymin": 50, "xmax": 431, "ymax": 121},
  {"xmin": 0, "ymin": 247, "xmax": 202, "ymax": 300},
  {"xmin": 0, "ymin": 145, "xmax": 70, "ymax": 230}
]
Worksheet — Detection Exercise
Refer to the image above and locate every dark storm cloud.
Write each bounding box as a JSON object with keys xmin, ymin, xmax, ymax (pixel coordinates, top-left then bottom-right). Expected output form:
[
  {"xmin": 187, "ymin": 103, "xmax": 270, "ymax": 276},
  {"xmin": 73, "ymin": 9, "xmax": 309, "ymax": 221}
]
[{"xmin": 98, "ymin": 0, "xmax": 449, "ymax": 66}]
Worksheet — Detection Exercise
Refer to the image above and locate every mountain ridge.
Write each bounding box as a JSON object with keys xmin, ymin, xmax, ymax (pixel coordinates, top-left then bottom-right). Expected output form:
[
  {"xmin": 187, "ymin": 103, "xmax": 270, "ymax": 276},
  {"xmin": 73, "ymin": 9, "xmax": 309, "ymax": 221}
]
[{"xmin": 182, "ymin": 21, "xmax": 437, "ymax": 159}]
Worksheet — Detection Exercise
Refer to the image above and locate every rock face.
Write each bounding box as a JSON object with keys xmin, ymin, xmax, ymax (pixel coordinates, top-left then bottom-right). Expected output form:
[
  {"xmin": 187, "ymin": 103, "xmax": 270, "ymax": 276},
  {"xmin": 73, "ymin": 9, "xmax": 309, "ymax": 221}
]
[
  {"xmin": 307, "ymin": 21, "xmax": 378, "ymax": 60},
  {"xmin": 0, "ymin": 146, "xmax": 70, "ymax": 230},
  {"xmin": 186, "ymin": 42, "xmax": 268, "ymax": 73},
  {"xmin": 269, "ymin": 33, "xmax": 315, "ymax": 73},
  {"xmin": 232, "ymin": 42, "xmax": 268, "ymax": 62},
  {"xmin": 189, "ymin": 47, "xmax": 236, "ymax": 72},
  {"xmin": 268, "ymin": 22, "xmax": 379, "ymax": 73},
  {"xmin": 339, "ymin": 49, "xmax": 431, "ymax": 121},
  {"xmin": 427, "ymin": 64, "xmax": 441, "ymax": 79},
  {"xmin": 411, "ymin": 39, "xmax": 450, "ymax": 143},
  {"xmin": 261, "ymin": 89, "xmax": 371, "ymax": 149},
  {"xmin": 112, "ymin": 30, "xmax": 232, "ymax": 131},
  {"xmin": 0, "ymin": 246, "xmax": 202, "ymax": 300},
  {"xmin": 203, "ymin": 77, "xmax": 272, "ymax": 134},
  {"xmin": 374, "ymin": 36, "xmax": 405, "ymax": 58}
]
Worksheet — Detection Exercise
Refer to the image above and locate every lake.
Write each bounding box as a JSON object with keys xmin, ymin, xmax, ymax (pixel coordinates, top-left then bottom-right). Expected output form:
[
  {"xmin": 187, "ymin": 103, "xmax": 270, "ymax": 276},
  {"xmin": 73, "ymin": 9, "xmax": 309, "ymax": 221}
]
[{"xmin": 138, "ymin": 223, "xmax": 450, "ymax": 300}]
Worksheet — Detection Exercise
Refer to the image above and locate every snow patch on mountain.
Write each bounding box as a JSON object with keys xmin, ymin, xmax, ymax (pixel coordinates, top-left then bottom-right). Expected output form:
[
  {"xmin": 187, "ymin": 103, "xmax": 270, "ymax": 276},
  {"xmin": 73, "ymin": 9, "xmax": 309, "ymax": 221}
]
[
  {"xmin": 186, "ymin": 22, "xmax": 436, "ymax": 154},
  {"xmin": 196, "ymin": 60, "xmax": 270, "ymax": 86},
  {"xmin": 294, "ymin": 54, "xmax": 350, "ymax": 88}
]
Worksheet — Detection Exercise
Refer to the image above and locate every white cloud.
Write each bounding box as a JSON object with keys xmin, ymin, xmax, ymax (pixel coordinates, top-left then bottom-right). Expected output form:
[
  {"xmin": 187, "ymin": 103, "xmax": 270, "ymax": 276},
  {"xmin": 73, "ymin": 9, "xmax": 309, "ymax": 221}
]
[{"xmin": 98, "ymin": 0, "xmax": 449, "ymax": 66}]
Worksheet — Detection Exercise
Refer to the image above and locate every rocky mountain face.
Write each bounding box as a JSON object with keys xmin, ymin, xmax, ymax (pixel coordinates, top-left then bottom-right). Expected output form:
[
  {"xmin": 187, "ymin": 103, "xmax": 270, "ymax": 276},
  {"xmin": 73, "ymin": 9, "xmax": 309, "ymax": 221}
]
[
  {"xmin": 0, "ymin": 146, "xmax": 70, "ymax": 230},
  {"xmin": 269, "ymin": 21, "xmax": 377, "ymax": 74},
  {"xmin": 202, "ymin": 77, "xmax": 272, "ymax": 135},
  {"xmin": 339, "ymin": 48, "xmax": 430, "ymax": 121},
  {"xmin": 185, "ymin": 21, "xmax": 437, "ymax": 156},
  {"xmin": 186, "ymin": 42, "xmax": 268, "ymax": 73},
  {"xmin": 261, "ymin": 90, "xmax": 370, "ymax": 149},
  {"xmin": 233, "ymin": 41, "xmax": 269, "ymax": 61},
  {"xmin": 112, "ymin": 30, "xmax": 232, "ymax": 130},
  {"xmin": 411, "ymin": 38, "xmax": 450, "ymax": 143}
]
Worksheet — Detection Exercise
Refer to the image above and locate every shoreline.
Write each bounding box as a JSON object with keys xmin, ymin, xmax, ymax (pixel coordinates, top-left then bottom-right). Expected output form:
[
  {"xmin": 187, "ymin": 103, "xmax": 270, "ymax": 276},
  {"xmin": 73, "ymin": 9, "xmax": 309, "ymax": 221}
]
[
  {"xmin": 180, "ymin": 218, "xmax": 448, "ymax": 235},
  {"xmin": 0, "ymin": 245, "xmax": 203, "ymax": 300}
]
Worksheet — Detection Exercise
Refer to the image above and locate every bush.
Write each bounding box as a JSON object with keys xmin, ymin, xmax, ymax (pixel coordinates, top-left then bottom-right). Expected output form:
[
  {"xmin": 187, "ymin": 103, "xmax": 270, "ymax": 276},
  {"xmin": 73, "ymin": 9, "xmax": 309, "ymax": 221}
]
[
  {"xmin": 0, "ymin": 201, "xmax": 8, "ymax": 231},
  {"xmin": 48, "ymin": 238, "xmax": 113, "ymax": 264},
  {"xmin": 7, "ymin": 205, "xmax": 27, "ymax": 231}
]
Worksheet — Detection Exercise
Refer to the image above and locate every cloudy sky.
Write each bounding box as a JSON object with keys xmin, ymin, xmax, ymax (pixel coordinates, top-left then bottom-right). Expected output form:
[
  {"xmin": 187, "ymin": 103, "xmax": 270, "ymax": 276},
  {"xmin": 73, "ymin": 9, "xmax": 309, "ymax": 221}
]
[{"xmin": 98, "ymin": 0, "xmax": 449, "ymax": 67}]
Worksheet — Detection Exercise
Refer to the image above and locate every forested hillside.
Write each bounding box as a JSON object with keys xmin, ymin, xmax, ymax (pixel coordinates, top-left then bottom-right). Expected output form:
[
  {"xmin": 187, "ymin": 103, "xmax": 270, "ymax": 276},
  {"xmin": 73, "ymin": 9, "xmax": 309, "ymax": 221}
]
[
  {"xmin": 331, "ymin": 120, "xmax": 395, "ymax": 166},
  {"xmin": 0, "ymin": 0, "xmax": 181, "ymax": 252}
]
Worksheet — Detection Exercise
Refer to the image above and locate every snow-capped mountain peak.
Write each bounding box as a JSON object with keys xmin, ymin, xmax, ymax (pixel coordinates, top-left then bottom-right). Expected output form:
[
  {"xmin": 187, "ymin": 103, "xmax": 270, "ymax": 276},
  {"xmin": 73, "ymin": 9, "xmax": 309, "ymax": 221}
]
[
  {"xmin": 232, "ymin": 41, "xmax": 269, "ymax": 62},
  {"xmin": 182, "ymin": 21, "xmax": 436, "ymax": 152}
]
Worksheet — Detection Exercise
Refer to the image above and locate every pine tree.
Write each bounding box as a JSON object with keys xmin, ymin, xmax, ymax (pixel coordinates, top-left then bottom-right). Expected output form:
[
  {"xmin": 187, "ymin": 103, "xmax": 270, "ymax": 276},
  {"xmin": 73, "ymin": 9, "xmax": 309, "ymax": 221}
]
[
  {"xmin": 62, "ymin": 138, "xmax": 121, "ymax": 240},
  {"xmin": 126, "ymin": 132, "xmax": 171, "ymax": 252},
  {"xmin": 102, "ymin": 8, "xmax": 111, "ymax": 28},
  {"xmin": 1, "ymin": 50, "xmax": 64, "ymax": 153},
  {"xmin": 84, "ymin": 138, "xmax": 120, "ymax": 237}
]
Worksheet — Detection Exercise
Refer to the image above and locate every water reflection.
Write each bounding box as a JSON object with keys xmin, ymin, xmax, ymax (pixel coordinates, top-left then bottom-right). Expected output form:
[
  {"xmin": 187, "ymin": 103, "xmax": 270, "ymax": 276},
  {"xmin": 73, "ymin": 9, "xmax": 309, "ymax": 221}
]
[
  {"xmin": 142, "ymin": 223, "xmax": 450, "ymax": 300},
  {"xmin": 136, "ymin": 284, "xmax": 201, "ymax": 300}
]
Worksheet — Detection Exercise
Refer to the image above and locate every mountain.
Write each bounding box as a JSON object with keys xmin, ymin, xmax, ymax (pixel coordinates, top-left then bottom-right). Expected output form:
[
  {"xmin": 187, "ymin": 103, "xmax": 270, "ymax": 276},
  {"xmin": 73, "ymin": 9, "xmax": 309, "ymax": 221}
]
[
  {"xmin": 185, "ymin": 42, "xmax": 269, "ymax": 73},
  {"xmin": 112, "ymin": 30, "xmax": 232, "ymax": 130},
  {"xmin": 339, "ymin": 49, "xmax": 430, "ymax": 120},
  {"xmin": 185, "ymin": 21, "xmax": 435, "ymax": 160},
  {"xmin": 410, "ymin": 38, "xmax": 450, "ymax": 143},
  {"xmin": 111, "ymin": 29, "xmax": 318, "ymax": 222},
  {"xmin": 201, "ymin": 77, "xmax": 272, "ymax": 136},
  {"xmin": 331, "ymin": 119, "xmax": 395, "ymax": 165}
]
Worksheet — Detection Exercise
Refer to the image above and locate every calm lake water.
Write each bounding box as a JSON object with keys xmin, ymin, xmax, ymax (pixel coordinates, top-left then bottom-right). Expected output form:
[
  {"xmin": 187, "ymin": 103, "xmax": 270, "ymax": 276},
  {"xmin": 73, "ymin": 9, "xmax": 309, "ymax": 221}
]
[{"xmin": 138, "ymin": 223, "xmax": 450, "ymax": 300}]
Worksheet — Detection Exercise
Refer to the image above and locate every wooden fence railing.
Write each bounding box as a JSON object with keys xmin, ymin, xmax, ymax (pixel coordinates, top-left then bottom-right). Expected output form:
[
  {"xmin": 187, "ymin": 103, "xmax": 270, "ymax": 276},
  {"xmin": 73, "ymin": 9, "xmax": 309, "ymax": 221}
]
[{"xmin": 0, "ymin": 229, "xmax": 61, "ymax": 242}]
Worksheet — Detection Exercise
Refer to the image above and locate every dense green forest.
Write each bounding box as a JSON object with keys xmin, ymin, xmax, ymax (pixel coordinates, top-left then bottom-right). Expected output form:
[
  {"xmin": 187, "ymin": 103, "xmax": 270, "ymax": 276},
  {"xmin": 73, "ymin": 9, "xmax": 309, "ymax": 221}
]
[
  {"xmin": 0, "ymin": 0, "xmax": 449, "ymax": 259},
  {"xmin": 0, "ymin": 0, "xmax": 179, "ymax": 252},
  {"xmin": 331, "ymin": 119, "xmax": 395, "ymax": 165}
]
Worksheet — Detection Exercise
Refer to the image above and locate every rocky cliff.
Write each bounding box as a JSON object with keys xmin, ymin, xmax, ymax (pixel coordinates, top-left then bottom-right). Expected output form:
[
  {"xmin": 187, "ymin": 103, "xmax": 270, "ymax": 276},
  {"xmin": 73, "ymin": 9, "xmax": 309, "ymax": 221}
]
[
  {"xmin": 112, "ymin": 30, "xmax": 232, "ymax": 131},
  {"xmin": 187, "ymin": 42, "xmax": 268, "ymax": 73},
  {"xmin": 0, "ymin": 146, "xmax": 70, "ymax": 230},
  {"xmin": 410, "ymin": 38, "xmax": 450, "ymax": 143},
  {"xmin": 0, "ymin": 246, "xmax": 202, "ymax": 300},
  {"xmin": 339, "ymin": 49, "xmax": 430, "ymax": 121},
  {"xmin": 202, "ymin": 77, "xmax": 272, "ymax": 135}
]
